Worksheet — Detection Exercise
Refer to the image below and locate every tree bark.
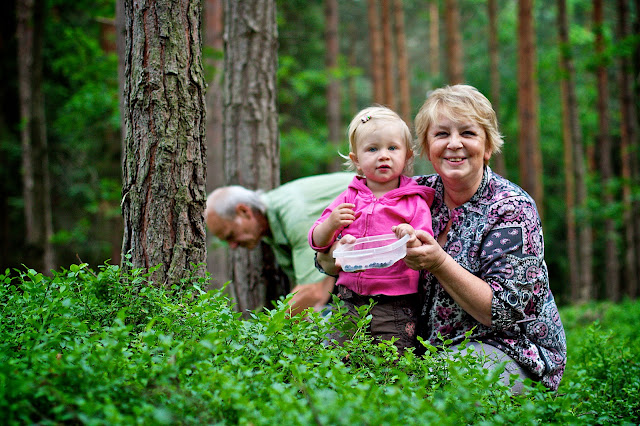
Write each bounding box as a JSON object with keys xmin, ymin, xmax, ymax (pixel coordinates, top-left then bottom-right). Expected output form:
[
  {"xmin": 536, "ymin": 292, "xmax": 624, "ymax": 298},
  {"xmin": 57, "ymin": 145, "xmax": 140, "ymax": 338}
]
[
  {"xmin": 517, "ymin": 0, "xmax": 544, "ymax": 215},
  {"xmin": 594, "ymin": 0, "xmax": 620, "ymax": 301},
  {"xmin": 487, "ymin": 0, "xmax": 506, "ymax": 177},
  {"xmin": 121, "ymin": 0, "xmax": 208, "ymax": 286},
  {"xmin": 444, "ymin": 0, "xmax": 464, "ymax": 84},
  {"xmin": 558, "ymin": 0, "xmax": 593, "ymax": 303},
  {"xmin": 381, "ymin": 0, "xmax": 395, "ymax": 108},
  {"xmin": 367, "ymin": 0, "xmax": 384, "ymax": 104},
  {"xmin": 393, "ymin": 0, "xmax": 411, "ymax": 126},
  {"xmin": 325, "ymin": 0, "xmax": 342, "ymax": 172},
  {"xmin": 223, "ymin": 0, "xmax": 280, "ymax": 313},
  {"xmin": 428, "ymin": 0, "xmax": 439, "ymax": 80},
  {"xmin": 204, "ymin": 0, "xmax": 229, "ymax": 288},
  {"xmin": 17, "ymin": 0, "xmax": 55, "ymax": 273},
  {"xmin": 617, "ymin": 0, "xmax": 638, "ymax": 299}
]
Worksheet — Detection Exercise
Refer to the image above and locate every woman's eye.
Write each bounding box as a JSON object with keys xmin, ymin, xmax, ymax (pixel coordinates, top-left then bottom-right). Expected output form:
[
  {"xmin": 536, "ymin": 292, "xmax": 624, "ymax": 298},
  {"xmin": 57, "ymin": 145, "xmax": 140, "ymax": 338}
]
[
  {"xmin": 462, "ymin": 131, "xmax": 476, "ymax": 137},
  {"xmin": 434, "ymin": 131, "xmax": 447, "ymax": 137}
]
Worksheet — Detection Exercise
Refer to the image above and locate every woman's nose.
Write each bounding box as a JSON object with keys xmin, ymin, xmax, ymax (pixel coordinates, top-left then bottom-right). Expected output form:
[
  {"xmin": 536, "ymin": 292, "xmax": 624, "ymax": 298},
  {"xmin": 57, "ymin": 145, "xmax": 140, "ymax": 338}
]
[{"xmin": 447, "ymin": 134, "xmax": 463, "ymax": 149}]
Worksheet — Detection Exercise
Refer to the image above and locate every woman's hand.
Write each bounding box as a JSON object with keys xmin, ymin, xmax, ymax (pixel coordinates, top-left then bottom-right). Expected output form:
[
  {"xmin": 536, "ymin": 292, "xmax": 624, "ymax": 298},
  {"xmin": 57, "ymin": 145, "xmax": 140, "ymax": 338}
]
[{"xmin": 403, "ymin": 229, "xmax": 448, "ymax": 271}]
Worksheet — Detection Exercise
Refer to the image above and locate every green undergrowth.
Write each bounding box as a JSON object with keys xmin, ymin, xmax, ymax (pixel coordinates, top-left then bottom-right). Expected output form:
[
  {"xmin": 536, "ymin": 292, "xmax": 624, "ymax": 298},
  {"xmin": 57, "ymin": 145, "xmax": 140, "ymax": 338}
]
[{"xmin": 1, "ymin": 262, "xmax": 638, "ymax": 425}]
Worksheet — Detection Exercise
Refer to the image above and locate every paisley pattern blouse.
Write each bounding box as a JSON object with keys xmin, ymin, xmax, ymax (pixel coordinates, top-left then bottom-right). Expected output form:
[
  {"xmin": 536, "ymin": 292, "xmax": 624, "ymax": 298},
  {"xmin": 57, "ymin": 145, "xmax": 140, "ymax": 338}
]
[{"xmin": 414, "ymin": 166, "xmax": 566, "ymax": 391}]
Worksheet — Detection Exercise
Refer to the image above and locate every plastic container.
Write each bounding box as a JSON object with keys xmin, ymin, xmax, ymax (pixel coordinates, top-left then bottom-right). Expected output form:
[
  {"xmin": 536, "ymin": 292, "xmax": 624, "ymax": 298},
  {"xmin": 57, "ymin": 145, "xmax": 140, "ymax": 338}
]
[{"xmin": 333, "ymin": 234, "xmax": 410, "ymax": 272}]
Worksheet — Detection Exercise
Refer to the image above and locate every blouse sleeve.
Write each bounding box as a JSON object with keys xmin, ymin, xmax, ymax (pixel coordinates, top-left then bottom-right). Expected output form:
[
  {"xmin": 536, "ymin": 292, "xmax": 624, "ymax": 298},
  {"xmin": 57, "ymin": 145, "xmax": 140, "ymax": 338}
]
[{"xmin": 479, "ymin": 195, "xmax": 549, "ymax": 329}]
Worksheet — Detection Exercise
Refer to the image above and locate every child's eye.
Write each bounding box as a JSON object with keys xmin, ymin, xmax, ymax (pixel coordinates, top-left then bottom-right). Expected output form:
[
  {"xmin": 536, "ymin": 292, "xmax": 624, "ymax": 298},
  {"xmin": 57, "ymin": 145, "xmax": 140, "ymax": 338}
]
[
  {"xmin": 389, "ymin": 146, "xmax": 398, "ymax": 151},
  {"xmin": 367, "ymin": 147, "xmax": 377, "ymax": 152}
]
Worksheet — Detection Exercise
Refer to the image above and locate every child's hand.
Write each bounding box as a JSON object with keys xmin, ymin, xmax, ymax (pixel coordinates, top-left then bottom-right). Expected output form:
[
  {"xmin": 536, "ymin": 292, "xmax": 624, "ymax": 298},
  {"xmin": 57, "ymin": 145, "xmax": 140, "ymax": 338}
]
[
  {"xmin": 392, "ymin": 223, "xmax": 420, "ymax": 248},
  {"xmin": 327, "ymin": 203, "xmax": 355, "ymax": 230}
]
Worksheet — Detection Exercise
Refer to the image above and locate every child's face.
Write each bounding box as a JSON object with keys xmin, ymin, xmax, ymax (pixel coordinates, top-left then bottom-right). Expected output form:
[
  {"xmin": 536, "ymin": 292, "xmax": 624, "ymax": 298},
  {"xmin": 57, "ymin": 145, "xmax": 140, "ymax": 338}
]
[{"xmin": 349, "ymin": 121, "xmax": 410, "ymax": 186}]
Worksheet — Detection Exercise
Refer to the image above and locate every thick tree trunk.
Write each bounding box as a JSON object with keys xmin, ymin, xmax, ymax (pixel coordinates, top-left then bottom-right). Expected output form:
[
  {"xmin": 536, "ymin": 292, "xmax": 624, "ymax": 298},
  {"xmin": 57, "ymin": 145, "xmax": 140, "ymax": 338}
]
[
  {"xmin": 121, "ymin": 0, "xmax": 208, "ymax": 286},
  {"xmin": 594, "ymin": 0, "xmax": 620, "ymax": 301},
  {"xmin": 381, "ymin": 0, "xmax": 395, "ymax": 108},
  {"xmin": 487, "ymin": 0, "xmax": 506, "ymax": 177},
  {"xmin": 393, "ymin": 0, "xmax": 411, "ymax": 126},
  {"xmin": 444, "ymin": 0, "xmax": 463, "ymax": 84},
  {"xmin": 617, "ymin": 0, "xmax": 638, "ymax": 299},
  {"xmin": 17, "ymin": 0, "xmax": 54, "ymax": 273},
  {"xmin": 558, "ymin": 0, "xmax": 593, "ymax": 303},
  {"xmin": 325, "ymin": 0, "xmax": 342, "ymax": 172},
  {"xmin": 517, "ymin": 0, "xmax": 544, "ymax": 215},
  {"xmin": 367, "ymin": 0, "xmax": 384, "ymax": 104},
  {"xmin": 223, "ymin": 0, "xmax": 280, "ymax": 313},
  {"xmin": 204, "ymin": 0, "xmax": 229, "ymax": 288}
]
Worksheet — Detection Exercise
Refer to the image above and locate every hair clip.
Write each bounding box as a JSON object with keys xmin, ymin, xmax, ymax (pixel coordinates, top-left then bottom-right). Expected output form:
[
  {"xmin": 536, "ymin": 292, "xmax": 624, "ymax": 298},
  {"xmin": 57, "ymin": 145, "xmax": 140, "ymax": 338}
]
[{"xmin": 360, "ymin": 114, "xmax": 371, "ymax": 123}]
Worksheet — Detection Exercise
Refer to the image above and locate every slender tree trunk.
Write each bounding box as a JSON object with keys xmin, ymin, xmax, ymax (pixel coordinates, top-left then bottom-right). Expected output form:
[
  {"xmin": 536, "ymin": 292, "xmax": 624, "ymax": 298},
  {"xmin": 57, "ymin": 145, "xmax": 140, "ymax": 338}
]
[
  {"xmin": 17, "ymin": 0, "xmax": 54, "ymax": 273},
  {"xmin": 428, "ymin": 0, "xmax": 439, "ymax": 80},
  {"xmin": 223, "ymin": 0, "xmax": 280, "ymax": 313},
  {"xmin": 594, "ymin": 0, "xmax": 620, "ymax": 301},
  {"xmin": 393, "ymin": 0, "xmax": 411, "ymax": 125},
  {"xmin": 121, "ymin": 0, "xmax": 208, "ymax": 286},
  {"xmin": 617, "ymin": 0, "xmax": 638, "ymax": 299},
  {"xmin": 347, "ymin": 22, "xmax": 358, "ymax": 116},
  {"xmin": 204, "ymin": 0, "xmax": 229, "ymax": 288},
  {"xmin": 517, "ymin": 0, "xmax": 544, "ymax": 215},
  {"xmin": 325, "ymin": 0, "xmax": 342, "ymax": 172},
  {"xmin": 444, "ymin": 0, "xmax": 464, "ymax": 84},
  {"xmin": 368, "ymin": 0, "xmax": 384, "ymax": 104},
  {"xmin": 633, "ymin": 0, "xmax": 640, "ymax": 297},
  {"xmin": 381, "ymin": 0, "xmax": 395, "ymax": 108},
  {"xmin": 487, "ymin": 0, "xmax": 506, "ymax": 177},
  {"xmin": 558, "ymin": 0, "xmax": 593, "ymax": 303}
]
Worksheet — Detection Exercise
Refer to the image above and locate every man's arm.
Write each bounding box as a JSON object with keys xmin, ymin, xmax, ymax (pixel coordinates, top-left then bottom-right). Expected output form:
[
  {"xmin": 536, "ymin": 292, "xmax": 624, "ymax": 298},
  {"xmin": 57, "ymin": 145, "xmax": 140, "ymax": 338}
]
[{"xmin": 288, "ymin": 275, "xmax": 335, "ymax": 316}]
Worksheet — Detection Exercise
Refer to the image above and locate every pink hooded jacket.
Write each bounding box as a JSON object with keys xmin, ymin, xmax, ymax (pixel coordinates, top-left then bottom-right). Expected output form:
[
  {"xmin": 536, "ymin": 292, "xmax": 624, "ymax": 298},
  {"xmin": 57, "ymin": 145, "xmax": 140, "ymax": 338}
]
[{"xmin": 309, "ymin": 175, "xmax": 435, "ymax": 296}]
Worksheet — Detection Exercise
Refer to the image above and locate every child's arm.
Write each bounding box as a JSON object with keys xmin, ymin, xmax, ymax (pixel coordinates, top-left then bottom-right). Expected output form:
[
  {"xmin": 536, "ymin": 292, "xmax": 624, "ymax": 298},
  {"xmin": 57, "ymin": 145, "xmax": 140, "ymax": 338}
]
[
  {"xmin": 392, "ymin": 223, "xmax": 421, "ymax": 248},
  {"xmin": 311, "ymin": 203, "xmax": 356, "ymax": 249}
]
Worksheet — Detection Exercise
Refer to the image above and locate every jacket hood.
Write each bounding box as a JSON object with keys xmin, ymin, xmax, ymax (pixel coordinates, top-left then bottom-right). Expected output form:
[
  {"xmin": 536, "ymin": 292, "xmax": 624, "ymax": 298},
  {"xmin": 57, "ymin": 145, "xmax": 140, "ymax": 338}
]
[{"xmin": 349, "ymin": 175, "xmax": 435, "ymax": 206}]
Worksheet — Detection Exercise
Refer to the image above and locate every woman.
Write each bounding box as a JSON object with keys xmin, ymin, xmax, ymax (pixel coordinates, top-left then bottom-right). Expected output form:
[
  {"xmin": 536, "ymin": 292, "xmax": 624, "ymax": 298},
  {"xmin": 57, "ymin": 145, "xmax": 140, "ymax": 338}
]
[{"xmin": 318, "ymin": 85, "xmax": 566, "ymax": 393}]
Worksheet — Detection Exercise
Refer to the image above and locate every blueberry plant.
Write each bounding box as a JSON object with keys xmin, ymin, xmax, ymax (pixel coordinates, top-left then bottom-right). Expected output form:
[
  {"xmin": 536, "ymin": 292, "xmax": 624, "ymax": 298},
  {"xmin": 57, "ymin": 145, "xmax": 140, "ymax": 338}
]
[{"xmin": 1, "ymin": 262, "xmax": 638, "ymax": 424}]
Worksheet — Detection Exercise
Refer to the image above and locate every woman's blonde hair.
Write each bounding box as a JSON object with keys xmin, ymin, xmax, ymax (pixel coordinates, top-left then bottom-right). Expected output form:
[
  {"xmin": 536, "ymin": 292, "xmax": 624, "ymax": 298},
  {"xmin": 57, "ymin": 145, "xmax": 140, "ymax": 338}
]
[
  {"xmin": 414, "ymin": 85, "xmax": 503, "ymax": 165},
  {"xmin": 343, "ymin": 105, "xmax": 415, "ymax": 175}
]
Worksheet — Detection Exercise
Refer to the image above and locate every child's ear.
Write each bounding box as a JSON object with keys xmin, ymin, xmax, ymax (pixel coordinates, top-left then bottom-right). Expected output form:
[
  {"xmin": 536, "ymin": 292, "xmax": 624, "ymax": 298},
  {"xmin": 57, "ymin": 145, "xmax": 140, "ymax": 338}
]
[{"xmin": 349, "ymin": 152, "xmax": 359, "ymax": 167}]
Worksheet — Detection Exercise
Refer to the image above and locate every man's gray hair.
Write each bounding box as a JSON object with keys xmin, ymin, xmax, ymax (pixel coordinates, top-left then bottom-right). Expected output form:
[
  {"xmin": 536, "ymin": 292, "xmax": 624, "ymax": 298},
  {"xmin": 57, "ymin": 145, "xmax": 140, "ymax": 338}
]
[{"xmin": 206, "ymin": 185, "xmax": 267, "ymax": 219}]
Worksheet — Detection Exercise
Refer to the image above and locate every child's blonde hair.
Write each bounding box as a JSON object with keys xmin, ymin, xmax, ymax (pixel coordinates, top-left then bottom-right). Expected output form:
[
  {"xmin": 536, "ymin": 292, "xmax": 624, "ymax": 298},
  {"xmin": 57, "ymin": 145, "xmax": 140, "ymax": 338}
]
[{"xmin": 343, "ymin": 105, "xmax": 415, "ymax": 176}]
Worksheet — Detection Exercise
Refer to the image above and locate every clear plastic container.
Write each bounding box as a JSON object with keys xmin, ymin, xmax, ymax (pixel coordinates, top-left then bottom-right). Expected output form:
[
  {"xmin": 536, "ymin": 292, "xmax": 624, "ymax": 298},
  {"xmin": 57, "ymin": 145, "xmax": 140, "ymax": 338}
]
[{"xmin": 332, "ymin": 234, "xmax": 410, "ymax": 272}]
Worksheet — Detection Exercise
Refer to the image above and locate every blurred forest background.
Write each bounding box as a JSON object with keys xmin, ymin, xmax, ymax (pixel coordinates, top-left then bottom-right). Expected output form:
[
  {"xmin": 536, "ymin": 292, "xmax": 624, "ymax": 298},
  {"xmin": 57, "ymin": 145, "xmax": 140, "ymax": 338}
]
[{"xmin": 1, "ymin": 0, "xmax": 639, "ymax": 306}]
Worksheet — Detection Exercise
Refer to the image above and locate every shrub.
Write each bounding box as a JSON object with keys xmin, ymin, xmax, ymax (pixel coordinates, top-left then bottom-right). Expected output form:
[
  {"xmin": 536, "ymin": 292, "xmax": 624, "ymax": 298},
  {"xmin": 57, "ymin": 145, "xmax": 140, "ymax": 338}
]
[{"xmin": 1, "ymin": 263, "xmax": 639, "ymax": 424}]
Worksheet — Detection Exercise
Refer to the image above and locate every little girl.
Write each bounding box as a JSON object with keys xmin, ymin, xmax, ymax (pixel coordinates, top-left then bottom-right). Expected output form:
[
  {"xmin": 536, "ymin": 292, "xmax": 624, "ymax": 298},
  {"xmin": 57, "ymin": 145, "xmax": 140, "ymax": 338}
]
[{"xmin": 308, "ymin": 106, "xmax": 434, "ymax": 352}]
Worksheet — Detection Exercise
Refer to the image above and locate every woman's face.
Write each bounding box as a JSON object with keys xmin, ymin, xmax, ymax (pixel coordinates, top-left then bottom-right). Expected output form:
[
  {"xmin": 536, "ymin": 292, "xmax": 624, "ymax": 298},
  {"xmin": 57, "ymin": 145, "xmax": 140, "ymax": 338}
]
[{"xmin": 425, "ymin": 114, "xmax": 491, "ymax": 194}]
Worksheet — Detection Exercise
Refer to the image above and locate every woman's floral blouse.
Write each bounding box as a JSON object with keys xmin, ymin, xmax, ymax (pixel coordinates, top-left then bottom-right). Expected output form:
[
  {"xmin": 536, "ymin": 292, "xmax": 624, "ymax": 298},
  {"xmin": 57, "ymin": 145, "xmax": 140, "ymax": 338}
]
[{"xmin": 415, "ymin": 166, "xmax": 566, "ymax": 390}]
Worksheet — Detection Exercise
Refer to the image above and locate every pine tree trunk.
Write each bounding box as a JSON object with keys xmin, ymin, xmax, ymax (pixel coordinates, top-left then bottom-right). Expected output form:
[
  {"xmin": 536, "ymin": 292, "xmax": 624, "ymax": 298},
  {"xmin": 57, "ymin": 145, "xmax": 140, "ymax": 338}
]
[
  {"xmin": 594, "ymin": 0, "xmax": 620, "ymax": 301},
  {"xmin": 17, "ymin": 0, "xmax": 54, "ymax": 273},
  {"xmin": 487, "ymin": 0, "xmax": 507, "ymax": 177},
  {"xmin": 428, "ymin": 0, "xmax": 439, "ymax": 80},
  {"xmin": 517, "ymin": 0, "xmax": 544, "ymax": 215},
  {"xmin": 381, "ymin": 0, "xmax": 395, "ymax": 108},
  {"xmin": 444, "ymin": 0, "xmax": 463, "ymax": 84},
  {"xmin": 121, "ymin": 0, "xmax": 208, "ymax": 286},
  {"xmin": 367, "ymin": 0, "xmax": 384, "ymax": 104},
  {"xmin": 393, "ymin": 0, "xmax": 411, "ymax": 126},
  {"xmin": 617, "ymin": 0, "xmax": 638, "ymax": 299},
  {"xmin": 204, "ymin": 0, "xmax": 229, "ymax": 288},
  {"xmin": 325, "ymin": 0, "xmax": 342, "ymax": 172},
  {"xmin": 558, "ymin": 0, "xmax": 593, "ymax": 303},
  {"xmin": 223, "ymin": 0, "xmax": 280, "ymax": 314}
]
